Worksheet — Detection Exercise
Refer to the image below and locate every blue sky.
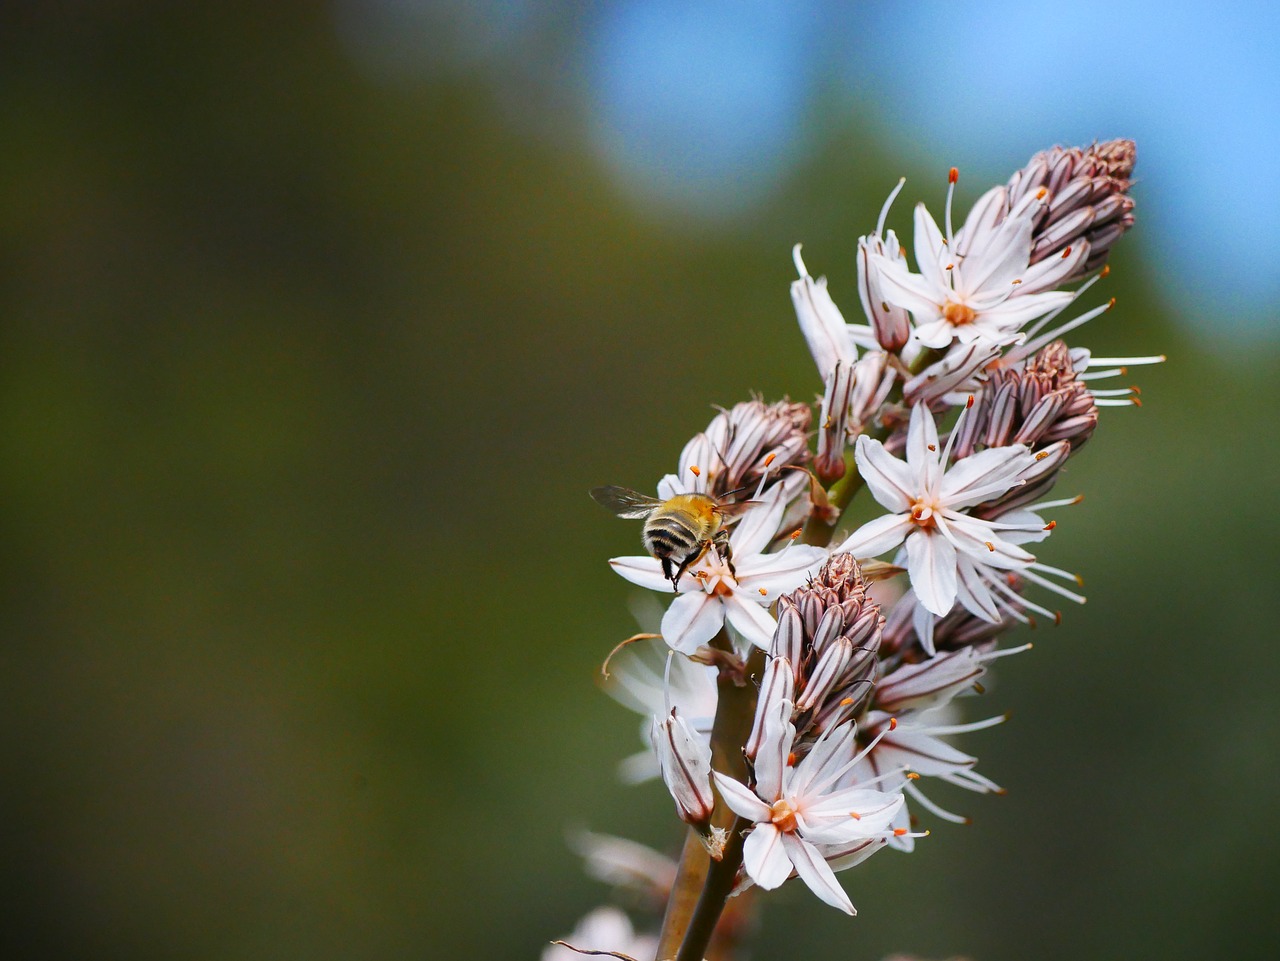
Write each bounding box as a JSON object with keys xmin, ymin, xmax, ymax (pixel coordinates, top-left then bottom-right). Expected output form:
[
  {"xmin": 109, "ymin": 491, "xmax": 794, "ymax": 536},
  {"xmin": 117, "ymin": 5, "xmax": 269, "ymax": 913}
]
[{"xmin": 339, "ymin": 0, "xmax": 1280, "ymax": 342}]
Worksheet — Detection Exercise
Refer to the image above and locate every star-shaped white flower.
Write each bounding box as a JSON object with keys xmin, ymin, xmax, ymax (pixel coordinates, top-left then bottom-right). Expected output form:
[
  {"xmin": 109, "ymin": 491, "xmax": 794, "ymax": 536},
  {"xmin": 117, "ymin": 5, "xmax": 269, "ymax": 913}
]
[
  {"xmin": 872, "ymin": 199, "xmax": 1075, "ymax": 350},
  {"xmin": 610, "ymin": 483, "xmax": 827, "ymax": 653},
  {"xmin": 836, "ymin": 403, "xmax": 1045, "ymax": 618},
  {"xmin": 713, "ymin": 709, "xmax": 903, "ymax": 915}
]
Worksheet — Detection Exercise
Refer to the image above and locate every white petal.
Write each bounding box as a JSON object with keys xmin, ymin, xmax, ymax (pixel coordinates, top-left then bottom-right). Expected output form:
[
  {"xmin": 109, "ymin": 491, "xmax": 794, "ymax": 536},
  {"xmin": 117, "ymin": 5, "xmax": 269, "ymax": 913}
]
[
  {"xmin": 736, "ymin": 545, "xmax": 828, "ymax": 596},
  {"xmin": 781, "ymin": 835, "xmax": 855, "ymax": 914},
  {"xmin": 911, "ymin": 202, "xmax": 949, "ymax": 287},
  {"xmin": 743, "ymin": 825, "xmax": 793, "ymax": 891},
  {"xmin": 874, "ymin": 255, "xmax": 948, "ymax": 317},
  {"xmin": 956, "ymin": 208, "xmax": 1034, "ymax": 296},
  {"xmin": 906, "ymin": 529, "xmax": 958, "ymax": 617},
  {"xmin": 978, "ymin": 289, "xmax": 1075, "ymax": 330},
  {"xmin": 723, "ymin": 593, "xmax": 780, "ymax": 651},
  {"xmin": 791, "ymin": 260, "xmax": 857, "ymax": 374},
  {"xmin": 713, "ymin": 772, "xmax": 772, "ymax": 822},
  {"xmin": 661, "ymin": 592, "xmax": 725, "ymax": 654},
  {"xmin": 955, "ymin": 558, "xmax": 1003, "ymax": 622},
  {"xmin": 835, "ymin": 512, "xmax": 912, "ymax": 559},
  {"xmin": 730, "ymin": 482, "xmax": 789, "ymax": 556},
  {"xmin": 937, "ymin": 513, "xmax": 1035, "ymax": 569},
  {"xmin": 939, "ymin": 444, "xmax": 1034, "ymax": 508},
  {"xmin": 853, "ymin": 435, "xmax": 915, "ymax": 512},
  {"xmin": 905, "ymin": 403, "xmax": 942, "ymax": 491},
  {"xmin": 609, "ymin": 555, "xmax": 675, "ymax": 593}
]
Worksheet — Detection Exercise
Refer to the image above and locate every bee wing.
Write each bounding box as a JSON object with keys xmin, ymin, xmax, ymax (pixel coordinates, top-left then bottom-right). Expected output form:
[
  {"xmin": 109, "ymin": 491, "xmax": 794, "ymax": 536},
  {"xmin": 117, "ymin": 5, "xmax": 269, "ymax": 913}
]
[
  {"xmin": 590, "ymin": 486, "xmax": 661, "ymax": 519},
  {"xmin": 716, "ymin": 499, "xmax": 760, "ymax": 523}
]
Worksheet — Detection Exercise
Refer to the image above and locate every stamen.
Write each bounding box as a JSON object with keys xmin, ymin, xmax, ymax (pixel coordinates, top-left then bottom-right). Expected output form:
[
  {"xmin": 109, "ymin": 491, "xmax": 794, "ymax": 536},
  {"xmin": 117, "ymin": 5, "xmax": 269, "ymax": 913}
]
[
  {"xmin": 689, "ymin": 465, "xmax": 701, "ymax": 477},
  {"xmin": 944, "ymin": 168, "xmax": 958, "ymax": 246},
  {"xmin": 875, "ymin": 177, "xmax": 907, "ymax": 238}
]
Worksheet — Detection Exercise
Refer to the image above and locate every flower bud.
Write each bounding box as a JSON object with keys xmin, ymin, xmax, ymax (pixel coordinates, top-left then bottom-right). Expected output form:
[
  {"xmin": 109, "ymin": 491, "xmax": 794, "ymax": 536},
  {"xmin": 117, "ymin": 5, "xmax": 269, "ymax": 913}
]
[
  {"xmin": 1007, "ymin": 139, "xmax": 1136, "ymax": 280},
  {"xmin": 650, "ymin": 709, "xmax": 716, "ymax": 827}
]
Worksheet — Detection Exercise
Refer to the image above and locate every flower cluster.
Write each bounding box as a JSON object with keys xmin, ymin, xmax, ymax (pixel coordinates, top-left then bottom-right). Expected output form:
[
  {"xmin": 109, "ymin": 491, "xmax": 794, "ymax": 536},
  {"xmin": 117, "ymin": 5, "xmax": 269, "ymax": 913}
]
[{"xmin": 563, "ymin": 140, "xmax": 1160, "ymax": 961}]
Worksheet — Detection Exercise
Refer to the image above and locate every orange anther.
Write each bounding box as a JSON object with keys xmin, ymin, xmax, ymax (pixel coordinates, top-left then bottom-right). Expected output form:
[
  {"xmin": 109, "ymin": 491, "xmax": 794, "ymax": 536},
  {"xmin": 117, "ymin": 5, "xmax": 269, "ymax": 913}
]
[
  {"xmin": 763, "ymin": 452, "xmax": 776, "ymax": 466},
  {"xmin": 985, "ymin": 541, "xmax": 995, "ymax": 552},
  {"xmin": 849, "ymin": 811, "xmax": 862, "ymax": 820},
  {"xmin": 1107, "ymin": 297, "xmax": 1117, "ymax": 309},
  {"xmin": 893, "ymin": 827, "xmax": 908, "ymax": 836},
  {"xmin": 690, "ymin": 465, "xmax": 702, "ymax": 476},
  {"xmin": 927, "ymin": 443, "xmax": 937, "ymax": 451},
  {"xmin": 1036, "ymin": 187, "xmax": 1048, "ymax": 199},
  {"xmin": 965, "ymin": 394, "xmax": 975, "ymax": 409},
  {"xmin": 948, "ymin": 166, "xmax": 959, "ymax": 183},
  {"xmin": 906, "ymin": 772, "xmax": 921, "ymax": 780},
  {"xmin": 888, "ymin": 717, "xmax": 898, "ymax": 731},
  {"xmin": 758, "ymin": 588, "xmax": 768, "ymax": 596},
  {"xmin": 1043, "ymin": 520, "xmax": 1057, "ymax": 531},
  {"xmin": 1101, "ymin": 264, "xmax": 1111, "ymax": 278},
  {"xmin": 1061, "ymin": 246, "xmax": 1072, "ymax": 258}
]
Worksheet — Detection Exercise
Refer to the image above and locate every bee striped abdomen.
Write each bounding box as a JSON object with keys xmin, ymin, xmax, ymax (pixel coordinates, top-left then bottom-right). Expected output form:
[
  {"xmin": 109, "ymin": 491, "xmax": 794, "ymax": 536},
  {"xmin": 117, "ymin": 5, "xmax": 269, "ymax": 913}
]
[{"xmin": 643, "ymin": 513, "xmax": 701, "ymax": 558}]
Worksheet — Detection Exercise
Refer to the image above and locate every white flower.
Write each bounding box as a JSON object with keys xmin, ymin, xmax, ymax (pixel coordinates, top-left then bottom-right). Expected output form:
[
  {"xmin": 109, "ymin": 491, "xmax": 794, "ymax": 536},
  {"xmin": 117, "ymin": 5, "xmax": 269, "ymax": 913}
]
[
  {"xmin": 544, "ymin": 907, "xmax": 655, "ymax": 961},
  {"xmin": 836, "ymin": 403, "xmax": 1046, "ymax": 619},
  {"xmin": 610, "ymin": 481, "xmax": 827, "ymax": 653},
  {"xmin": 713, "ymin": 710, "xmax": 903, "ymax": 915},
  {"xmin": 872, "ymin": 195, "xmax": 1075, "ymax": 350},
  {"xmin": 603, "ymin": 638, "xmax": 717, "ymax": 783}
]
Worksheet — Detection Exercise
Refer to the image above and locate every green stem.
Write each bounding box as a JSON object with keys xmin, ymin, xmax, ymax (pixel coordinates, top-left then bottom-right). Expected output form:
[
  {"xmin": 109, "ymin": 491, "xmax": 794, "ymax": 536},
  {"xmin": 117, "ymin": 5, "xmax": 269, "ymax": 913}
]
[
  {"xmin": 655, "ymin": 637, "xmax": 764, "ymax": 961},
  {"xmin": 672, "ymin": 816, "xmax": 750, "ymax": 961}
]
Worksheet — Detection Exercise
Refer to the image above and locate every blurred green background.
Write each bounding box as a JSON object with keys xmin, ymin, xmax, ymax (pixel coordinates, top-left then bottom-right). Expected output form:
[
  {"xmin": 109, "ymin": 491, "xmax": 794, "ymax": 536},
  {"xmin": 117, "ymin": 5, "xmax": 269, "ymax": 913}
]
[{"xmin": 1, "ymin": 3, "xmax": 1276, "ymax": 960}]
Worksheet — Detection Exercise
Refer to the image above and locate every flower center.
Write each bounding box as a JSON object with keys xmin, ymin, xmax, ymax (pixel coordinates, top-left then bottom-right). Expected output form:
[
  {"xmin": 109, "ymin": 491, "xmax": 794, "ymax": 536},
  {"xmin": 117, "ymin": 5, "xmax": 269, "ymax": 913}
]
[
  {"xmin": 943, "ymin": 300, "xmax": 977, "ymax": 327},
  {"xmin": 909, "ymin": 498, "xmax": 938, "ymax": 529},
  {"xmin": 769, "ymin": 799, "xmax": 799, "ymax": 834}
]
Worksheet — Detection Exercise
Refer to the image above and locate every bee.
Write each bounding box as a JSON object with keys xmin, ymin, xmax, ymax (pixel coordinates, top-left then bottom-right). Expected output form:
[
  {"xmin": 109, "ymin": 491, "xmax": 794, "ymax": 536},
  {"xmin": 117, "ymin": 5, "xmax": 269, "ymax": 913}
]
[{"xmin": 591, "ymin": 486, "xmax": 752, "ymax": 590}]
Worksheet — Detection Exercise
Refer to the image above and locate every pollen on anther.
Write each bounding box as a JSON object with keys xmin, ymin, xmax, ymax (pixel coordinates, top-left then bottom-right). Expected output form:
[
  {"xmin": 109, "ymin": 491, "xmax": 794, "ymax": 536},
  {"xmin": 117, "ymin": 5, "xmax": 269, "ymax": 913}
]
[
  {"xmin": 1061, "ymin": 246, "xmax": 1073, "ymax": 258},
  {"xmin": 906, "ymin": 772, "xmax": 921, "ymax": 781},
  {"xmin": 1044, "ymin": 520, "xmax": 1057, "ymax": 531},
  {"xmin": 758, "ymin": 588, "xmax": 768, "ymax": 596},
  {"xmin": 893, "ymin": 827, "xmax": 909, "ymax": 836},
  {"xmin": 849, "ymin": 811, "xmax": 862, "ymax": 820},
  {"xmin": 1132, "ymin": 397, "xmax": 1143, "ymax": 407},
  {"xmin": 790, "ymin": 529, "xmax": 802, "ymax": 540},
  {"xmin": 1101, "ymin": 264, "xmax": 1111, "ymax": 278},
  {"xmin": 945, "ymin": 263, "xmax": 954, "ymax": 271},
  {"xmin": 787, "ymin": 751, "xmax": 797, "ymax": 767},
  {"xmin": 1034, "ymin": 450, "xmax": 1050, "ymax": 461},
  {"xmin": 888, "ymin": 717, "xmax": 898, "ymax": 731},
  {"xmin": 1035, "ymin": 187, "xmax": 1048, "ymax": 199},
  {"xmin": 823, "ymin": 416, "xmax": 833, "ymax": 429},
  {"xmin": 839, "ymin": 696, "xmax": 854, "ymax": 707},
  {"xmin": 965, "ymin": 394, "xmax": 975, "ymax": 409},
  {"xmin": 1011, "ymin": 278, "xmax": 1022, "ymax": 285},
  {"xmin": 1106, "ymin": 297, "xmax": 1117, "ymax": 310},
  {"xmin": 927, "ymin": 443, "xmax": 937, "ymax": 452},
  {"xmin": 880, "ymin": 301, "xmax": 890, "ymax": 312},
  {"xmin": 984, "ymin": 541, "xmax": 995, "ymax": 552},
  {"xmin": 690, "ymin": 465, "xmax": 702, "ymax": 477},
  {"xmin": 1053, "ymin": 611, "xmax": 1063, "ymax": 626},
  {"xmin": 948, "ymin": 166, "xmax": 959, "ymax": 184}
]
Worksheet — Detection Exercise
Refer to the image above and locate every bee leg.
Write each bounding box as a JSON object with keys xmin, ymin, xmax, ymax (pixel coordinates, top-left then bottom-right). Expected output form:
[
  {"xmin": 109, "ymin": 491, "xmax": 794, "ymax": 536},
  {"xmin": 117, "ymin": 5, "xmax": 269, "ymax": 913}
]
[
  {"xmin": 714, "ymin": 530, "xmax": 736, "ymax": 578},
  {"xmin": 661, "ymin": 557, "xmax": 680, "ymax": 592}
]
